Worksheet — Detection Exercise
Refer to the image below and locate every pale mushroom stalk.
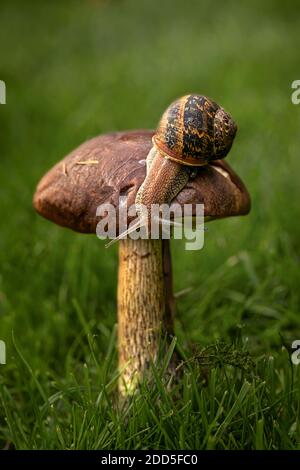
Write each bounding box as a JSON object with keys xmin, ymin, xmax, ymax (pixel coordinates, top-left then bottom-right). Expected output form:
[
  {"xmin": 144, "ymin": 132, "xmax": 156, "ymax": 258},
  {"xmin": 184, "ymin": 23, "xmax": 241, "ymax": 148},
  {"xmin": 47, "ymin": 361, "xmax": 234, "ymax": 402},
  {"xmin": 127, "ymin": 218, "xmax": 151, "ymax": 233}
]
[
  {"xmin": 118, "ymin": 234, "xmax": 181, "ymax": 394},
  {"xmin": 117, "ymin": 237, "xmax": 167, "ymax": 394}
]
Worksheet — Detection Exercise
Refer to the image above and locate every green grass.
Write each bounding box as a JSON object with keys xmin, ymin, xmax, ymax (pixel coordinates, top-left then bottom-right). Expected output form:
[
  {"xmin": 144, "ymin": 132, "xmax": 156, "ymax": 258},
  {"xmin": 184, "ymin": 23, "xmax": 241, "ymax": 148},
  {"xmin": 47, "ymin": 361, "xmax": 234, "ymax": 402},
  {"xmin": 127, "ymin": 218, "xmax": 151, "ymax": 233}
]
[{"xmin": 0, "ymin": 0, "xmax": 300, "ymax": 450}]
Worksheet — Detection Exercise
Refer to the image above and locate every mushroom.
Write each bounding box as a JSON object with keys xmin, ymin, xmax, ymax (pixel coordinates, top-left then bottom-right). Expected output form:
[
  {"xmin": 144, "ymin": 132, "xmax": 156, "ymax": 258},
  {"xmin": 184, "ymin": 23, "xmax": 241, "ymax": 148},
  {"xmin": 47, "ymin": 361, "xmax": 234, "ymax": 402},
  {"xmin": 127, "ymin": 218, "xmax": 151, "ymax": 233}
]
[{"xmin": 33, "ymin": 130, "xmax": 250, "ymax": 394}]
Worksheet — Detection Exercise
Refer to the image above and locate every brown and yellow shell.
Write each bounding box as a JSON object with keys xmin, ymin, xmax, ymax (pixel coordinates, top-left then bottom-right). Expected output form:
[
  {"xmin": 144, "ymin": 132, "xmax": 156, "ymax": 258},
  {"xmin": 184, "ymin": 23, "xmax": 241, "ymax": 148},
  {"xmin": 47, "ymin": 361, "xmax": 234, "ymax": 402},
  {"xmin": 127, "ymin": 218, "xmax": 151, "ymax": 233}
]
[{"xmin": 153, "ymin": 94, "xmax": 237, "ymax": 167}]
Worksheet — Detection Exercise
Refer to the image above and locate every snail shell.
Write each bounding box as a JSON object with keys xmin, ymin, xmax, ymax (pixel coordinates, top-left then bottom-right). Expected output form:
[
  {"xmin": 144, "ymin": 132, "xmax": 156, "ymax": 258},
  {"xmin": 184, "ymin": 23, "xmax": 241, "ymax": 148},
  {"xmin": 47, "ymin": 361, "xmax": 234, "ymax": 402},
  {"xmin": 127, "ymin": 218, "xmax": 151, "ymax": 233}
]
[{"xmin": 153, "ymin": 94, "xmax": 237, "ymax": 167}]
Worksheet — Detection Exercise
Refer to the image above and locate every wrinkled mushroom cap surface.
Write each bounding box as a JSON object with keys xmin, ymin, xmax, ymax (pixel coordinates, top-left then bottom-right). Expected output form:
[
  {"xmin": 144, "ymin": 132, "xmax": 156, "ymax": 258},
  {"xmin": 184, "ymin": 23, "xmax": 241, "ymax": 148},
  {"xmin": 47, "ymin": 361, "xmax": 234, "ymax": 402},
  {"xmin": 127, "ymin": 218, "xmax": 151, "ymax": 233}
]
[{"xmin": 33, "ymin": 130, "xmax": 250, "ymax": 234}]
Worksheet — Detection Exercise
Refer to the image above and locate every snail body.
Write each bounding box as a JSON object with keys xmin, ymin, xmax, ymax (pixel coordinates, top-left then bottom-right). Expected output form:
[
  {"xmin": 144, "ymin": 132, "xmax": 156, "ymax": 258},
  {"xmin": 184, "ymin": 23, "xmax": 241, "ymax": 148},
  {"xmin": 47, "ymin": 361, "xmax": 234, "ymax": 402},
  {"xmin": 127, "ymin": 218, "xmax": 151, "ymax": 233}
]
[
  {"xmin": 135, "ymin": 147, "xmax": 190, "ymax": 221},
  {"xmin": 107, "ymin": 94, "xmax": 237, "ymax": 246},
  {"xmin": 135, "ymin": 94, "xmax": 237, "ymax": 220}
]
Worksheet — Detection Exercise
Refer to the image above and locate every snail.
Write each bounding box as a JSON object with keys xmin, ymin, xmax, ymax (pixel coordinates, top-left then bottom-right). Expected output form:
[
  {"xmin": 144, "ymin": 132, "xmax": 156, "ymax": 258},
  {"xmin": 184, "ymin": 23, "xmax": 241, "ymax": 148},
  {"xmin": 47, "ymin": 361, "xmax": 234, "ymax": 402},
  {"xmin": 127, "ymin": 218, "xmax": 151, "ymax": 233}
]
[{"xmin": 107, "ymin": 94, "xmax": 237, "ymax": 246}]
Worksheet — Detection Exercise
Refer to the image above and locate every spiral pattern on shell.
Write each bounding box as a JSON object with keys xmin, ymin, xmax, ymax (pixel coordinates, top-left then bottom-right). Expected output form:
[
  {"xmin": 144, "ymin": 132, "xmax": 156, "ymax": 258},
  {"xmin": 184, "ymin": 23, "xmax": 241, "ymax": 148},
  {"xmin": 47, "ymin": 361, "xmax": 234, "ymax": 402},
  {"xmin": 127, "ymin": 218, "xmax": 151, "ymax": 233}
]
[{"xmin": 153, "ymin": 94, "xmax": 237, "ymax": 167}]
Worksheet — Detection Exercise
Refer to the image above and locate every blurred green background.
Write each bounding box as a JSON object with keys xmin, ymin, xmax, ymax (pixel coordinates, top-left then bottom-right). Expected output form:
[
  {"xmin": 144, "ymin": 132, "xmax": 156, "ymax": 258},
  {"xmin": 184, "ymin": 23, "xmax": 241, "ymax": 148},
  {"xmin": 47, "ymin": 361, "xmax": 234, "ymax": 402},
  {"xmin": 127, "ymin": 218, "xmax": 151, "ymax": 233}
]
[{"xmin": 0, "ymin": 0, "xmax": 300, "ymax": 450}]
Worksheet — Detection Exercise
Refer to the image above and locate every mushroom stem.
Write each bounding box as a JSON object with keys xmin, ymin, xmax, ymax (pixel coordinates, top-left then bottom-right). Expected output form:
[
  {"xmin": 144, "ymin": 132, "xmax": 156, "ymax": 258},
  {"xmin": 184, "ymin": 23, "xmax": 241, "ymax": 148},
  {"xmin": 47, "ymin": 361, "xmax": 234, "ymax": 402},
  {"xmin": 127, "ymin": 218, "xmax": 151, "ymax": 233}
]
[{"xmin": 118, "ymin": 238, "xmax": 171, "ymax": 394}]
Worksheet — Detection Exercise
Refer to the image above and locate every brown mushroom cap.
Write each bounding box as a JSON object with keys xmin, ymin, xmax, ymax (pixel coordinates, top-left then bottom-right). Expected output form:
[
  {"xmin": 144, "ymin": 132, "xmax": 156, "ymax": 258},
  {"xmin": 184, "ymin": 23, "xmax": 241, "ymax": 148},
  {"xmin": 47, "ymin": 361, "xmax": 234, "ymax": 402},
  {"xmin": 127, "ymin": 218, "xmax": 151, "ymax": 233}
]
[{"xmin": 33, "ymin": 130, "xmax": 250, "ymax": 234}]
